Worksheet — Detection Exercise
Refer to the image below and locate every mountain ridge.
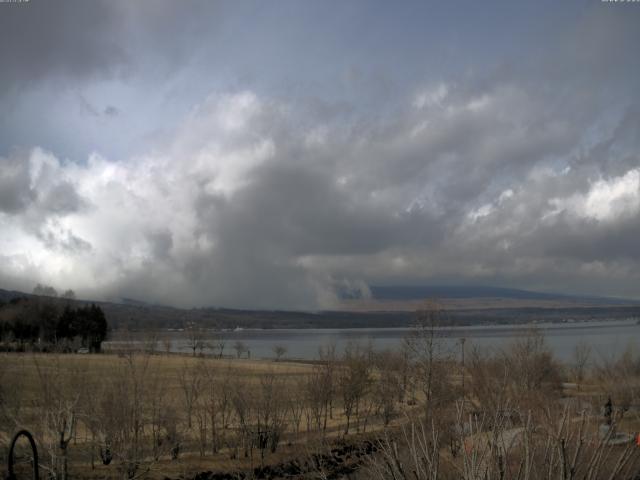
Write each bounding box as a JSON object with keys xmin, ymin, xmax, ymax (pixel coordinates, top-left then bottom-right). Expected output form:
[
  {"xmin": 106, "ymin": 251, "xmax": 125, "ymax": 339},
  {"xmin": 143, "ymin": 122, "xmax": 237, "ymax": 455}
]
[
  {"xmin": 363, "ymin": 285, "xmax": 639, "ymax": 305},
  {"xmin": 2, "ymin": 284, "xmax": 639, "ymax": 311},
  {"xmin": 3, "ymin": 285, "xmax": 640, "ymax": 331}
]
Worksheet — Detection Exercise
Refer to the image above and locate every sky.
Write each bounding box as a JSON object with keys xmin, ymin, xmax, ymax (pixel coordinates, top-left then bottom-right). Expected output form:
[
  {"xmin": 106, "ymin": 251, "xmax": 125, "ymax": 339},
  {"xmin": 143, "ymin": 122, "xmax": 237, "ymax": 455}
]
[{"xmin": 1, "ymin": 0, "xmax": 639, "ymax": 309}]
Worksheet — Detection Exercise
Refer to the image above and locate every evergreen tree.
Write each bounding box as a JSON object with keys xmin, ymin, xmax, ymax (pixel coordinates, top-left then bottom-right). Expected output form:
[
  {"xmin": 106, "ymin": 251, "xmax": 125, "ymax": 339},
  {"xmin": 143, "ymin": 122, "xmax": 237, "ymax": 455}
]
[
  {"xmin": 87, "ymin": 304, "xmax": 108, "ymax": 352},
  {"xmin": 57, "ymin": 305, "xmax": 78, "ymax": 341},
  {"xmin": 39, "ymin": 302, "xmax": 59, "ymax": 343}
]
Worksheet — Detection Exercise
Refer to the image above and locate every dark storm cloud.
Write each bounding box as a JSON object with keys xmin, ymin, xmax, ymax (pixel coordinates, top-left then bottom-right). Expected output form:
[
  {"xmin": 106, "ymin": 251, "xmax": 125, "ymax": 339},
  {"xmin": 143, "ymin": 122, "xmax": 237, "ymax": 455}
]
[
  {"xmin": 1, "ymin": 1, "xmax": 640, "ymax": 307},
  {"xmin": 145, "ymin": 230, "xmax": 173, "ymax": 260},
  {"xmin": 0, "ymin": 0, "xmax": 220, "ymax": 91},
  {"xmin": 0, "ymin": 149, "xmax": 85, "ymax": 215},
  {"xmin": 41, "ymin": 181, "xmax": 85, "ymax": 214},
  {"xmin": 0, "ymin": 1, "xmax": 127, "ymax": 90},
  {"xmin": 0, "ymin": 151, "xmax": 35, "ymax": 214},
  {"xmin": 212, "ymin": 162, "xmax": 439, "ymax": 256},
  {"xmin": 38, "ymin": 225, "xmax": 92, "ymax": 254}
]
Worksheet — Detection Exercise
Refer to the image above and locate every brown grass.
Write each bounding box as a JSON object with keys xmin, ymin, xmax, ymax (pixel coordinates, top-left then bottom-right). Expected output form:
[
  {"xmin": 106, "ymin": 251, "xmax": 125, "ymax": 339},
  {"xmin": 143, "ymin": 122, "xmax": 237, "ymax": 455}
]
[{"xmin": 0, "ymin": 351, "xmax": 412, "ymax": 479}]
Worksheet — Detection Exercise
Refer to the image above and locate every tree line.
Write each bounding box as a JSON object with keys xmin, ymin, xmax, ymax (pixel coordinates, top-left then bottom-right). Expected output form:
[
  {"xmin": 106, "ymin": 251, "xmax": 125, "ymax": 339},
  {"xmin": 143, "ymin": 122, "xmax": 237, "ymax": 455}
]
[{"xmin": 0, "ymin": 297, "xmax": 108, "ymax": 352}]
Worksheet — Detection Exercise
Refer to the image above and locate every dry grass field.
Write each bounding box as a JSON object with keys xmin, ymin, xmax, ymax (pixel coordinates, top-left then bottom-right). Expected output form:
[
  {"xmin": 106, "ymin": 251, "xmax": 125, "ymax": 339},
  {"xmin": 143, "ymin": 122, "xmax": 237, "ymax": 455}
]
[
  {"xmin": 2, "ymin": 325, "xmax": 640, "ymax": 480},
  {"xmin": 0, "ymin": 350, "xmax": 416, "ymax": 479},
  {"xmin": 0, "ymin": 352, "xmax": 317, "ymax": 408}
]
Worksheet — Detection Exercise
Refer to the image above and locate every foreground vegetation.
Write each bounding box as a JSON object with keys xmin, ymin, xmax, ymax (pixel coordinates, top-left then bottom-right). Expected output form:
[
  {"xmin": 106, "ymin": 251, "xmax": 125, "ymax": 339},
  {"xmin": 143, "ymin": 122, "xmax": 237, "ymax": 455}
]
[
  {"xmin": 1, "ymin": 303, "xmax": 640, "ymax": 479},
  {"xmin": 0, "ymin": 296, "xmax": 108, "ymax": 353}
]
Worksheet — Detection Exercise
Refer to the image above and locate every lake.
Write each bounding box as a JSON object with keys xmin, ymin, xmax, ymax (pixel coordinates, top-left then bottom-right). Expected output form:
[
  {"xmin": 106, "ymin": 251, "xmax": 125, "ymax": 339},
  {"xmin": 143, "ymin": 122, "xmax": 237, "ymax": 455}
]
[{"xmin": 105, "ymin": 319, "xmax": 640, "ymax": 363}]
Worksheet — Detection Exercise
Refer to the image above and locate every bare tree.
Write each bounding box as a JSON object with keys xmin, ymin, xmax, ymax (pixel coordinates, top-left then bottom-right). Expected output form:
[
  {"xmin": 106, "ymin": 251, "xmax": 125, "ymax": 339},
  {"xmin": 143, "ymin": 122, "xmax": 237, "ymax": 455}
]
[
  {"xmin": 184, "ymin": 322, "xmax": 206, "ymax": 356},
  {"xmin": 318, "ymin": 343, "xmax": 337, "ymax": 427},
  {"xmin": 288, "ymin": 375, "xmax": 307, "ymax": 438},
  {"xmin": 162, "ymin": 337, "xmax": 172, "ymax": 355},
  {"xmin": 230, "ymin": 375, "xmax": 254, "ymax": 460},
  {"xmin": 178, "ymin": 360, "xmax": 204, "ymax": 429},
  {"xmin": 212, "ymin": 334, "xmax": 226, "ymax": 359},
  {"xmin": 145, "ymin": 359, "xmax": 171, "ymax": 462},
  {"xmin": 272, "ymin": 344, "xmax": 287, "ymax": 361},
  {"xmin": 339, "ymin": 343, "xmax": 371, "ymax": 435},
  {"xmin": 254, "ymin": 371, "xmax": 287, "ymax": 459},
  {"xmin": 93, "ymin": 352, "xmax": 171, "ymax": 479},
  {"xmin": 372, "ymin": 350, "xmax": 403, "ymax": 427},
  {"xmin": 204, "ymin": 365, "xmax": 233, "ymax": 453},
  {"xmin": 368, "ymin": 394, "xmax": 640, "ymax": 480},
  {"xmin": 108, "ymin": 353, "xmax": 149, "ymax": 479},
  {"xmin": 143, "ymin": 332, "xmax": 158, "ymax": 354},
  {"xmin": 233, "ymin": 340, "xmax": 248, "ymax": 359},
  {"xmin": 467, "ymin": 346, "xmax": 511, "ymax": 416},
  {"xmin": 305, "ymin": 370, "xmax": 327, "ymax": 433},
  {"xmin": 594, "ymin": 344, "xmax": 640, "ymax": 423},
  {"xmin": 194, "ymin": 384, "xmax": 209, "ymax": 457},
  {"xmin": 33, "ymin": 355, "xmax": 85, "ymax": 480},
  {"xmin": 571, "ymin": 341, "xmax": 592, "ymax": 383},
  {"xmin": 405, "ymin": 300, "xmax": 451, "ymax": 418},
  {"xmin": 507, "ymin": 328, "xmax": 562, "ymax": 403},
  {"xmin": 368, "ymin": 420, "xmax": 440, "ymax": 480}
]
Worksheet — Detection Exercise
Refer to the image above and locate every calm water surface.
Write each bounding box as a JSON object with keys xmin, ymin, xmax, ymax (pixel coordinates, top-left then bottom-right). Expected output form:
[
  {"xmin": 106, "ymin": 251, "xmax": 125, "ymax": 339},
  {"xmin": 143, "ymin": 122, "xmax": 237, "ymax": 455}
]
[{"xmin": 106, "ymin": 319, "xmax": 640, "ymax": 362}]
